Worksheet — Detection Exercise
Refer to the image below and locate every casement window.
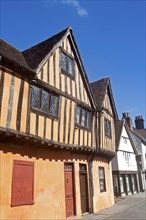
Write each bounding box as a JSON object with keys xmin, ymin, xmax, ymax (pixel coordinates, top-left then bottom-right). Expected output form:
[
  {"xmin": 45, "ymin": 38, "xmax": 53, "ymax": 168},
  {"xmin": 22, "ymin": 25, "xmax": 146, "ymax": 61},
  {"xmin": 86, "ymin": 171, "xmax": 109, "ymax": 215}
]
[
  {"xmin": 99, "ymin": 167, "xmax": 106, "ymax": 192},
  {"xmin": 11, "ymin": 160, "xmax": 34, "ymax": 207},
  {"xmin": 104, "ymin": 118, "xmax": 112, "ymax": 138},
  {"xmin": 76, "ymin": 105, "xmax": 92, "ymax": 129},
  {"xmin": 60, "ymin": 51, "xmax": 74, "ymax": 76},
  {"xmin": 31, "ymin": 85, "xmax": 59, "ymax": 117}
]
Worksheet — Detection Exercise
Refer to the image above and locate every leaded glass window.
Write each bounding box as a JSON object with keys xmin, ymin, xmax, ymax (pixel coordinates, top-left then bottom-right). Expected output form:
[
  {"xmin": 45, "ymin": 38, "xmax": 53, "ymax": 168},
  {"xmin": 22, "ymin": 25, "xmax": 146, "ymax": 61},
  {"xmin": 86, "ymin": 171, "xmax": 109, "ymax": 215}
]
[
  {"xmin": 104, "ymin": 118, "xmax": 112, "ymax": 137},
  {"xmin": 87, "ymin": 112, "xmax": 92, "ymax": 129},
  {"xmin": 41, "ymin": 90, "xmax": 50, "ymax": 113},
  {"xmin": 81, "ymin": 109, "xmax": 87, "ymax": 127},
  {"xmin": 76, "ymin": 105, "xmax": 92, "ymax": 129},
  {"xmin": 30, "ymin": 85, "xmax": 59, "ymax": 118},
  {"xmin": 49, "ymin": 94, "xmax": 58, "ymax": 116},
  {"xmin": 68, "ymin": 56, "xmax": 74, "ymax": 75},
  {"xmin": 60, "ymin": 51, "xmax": 74, "ymax": 76},
  {"xmin": 60, "ymin": 52, "xmax": 67, "ymax": 72},
  {"xmin": 76, "ymin": 106, "xmax": 81, "ymax": 124},
  {"xmin": 31, "ymin": 86, "xmax": 40, "ymax": 109}
]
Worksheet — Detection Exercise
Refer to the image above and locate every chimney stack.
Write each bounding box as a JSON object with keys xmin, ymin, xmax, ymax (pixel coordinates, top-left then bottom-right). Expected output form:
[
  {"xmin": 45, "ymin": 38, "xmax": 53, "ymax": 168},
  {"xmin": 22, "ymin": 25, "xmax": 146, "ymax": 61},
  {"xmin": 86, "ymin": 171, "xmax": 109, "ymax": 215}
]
[
  {"xmin": 135, "ymin": 115, "xmax": 144, "ymax": 129},
  {"xmin": 122, "ymin": 112, "xmax": 133, "ymax": 130}
]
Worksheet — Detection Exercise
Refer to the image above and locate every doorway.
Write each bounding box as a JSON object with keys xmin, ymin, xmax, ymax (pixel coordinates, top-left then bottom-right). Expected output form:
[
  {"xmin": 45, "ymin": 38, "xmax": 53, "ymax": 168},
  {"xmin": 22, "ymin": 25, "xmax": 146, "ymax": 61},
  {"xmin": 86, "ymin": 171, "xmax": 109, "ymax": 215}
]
[
  {"xmin": 64, "ymin": 163, "xmax": 75, "ymax": 217},
  {"xmin": 79, "ymin": 164, "xmax": 89, "ymax": 213}
]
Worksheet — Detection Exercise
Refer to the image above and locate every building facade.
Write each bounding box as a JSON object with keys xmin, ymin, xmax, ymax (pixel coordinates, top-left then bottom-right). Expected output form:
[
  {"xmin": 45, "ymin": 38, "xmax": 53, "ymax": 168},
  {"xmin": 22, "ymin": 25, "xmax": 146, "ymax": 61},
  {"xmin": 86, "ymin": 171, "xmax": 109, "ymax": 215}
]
[
  {"xmin": 112, "ymin": 119, "xmax": 139, "ymax": 197},
  {"xmin": 0, "ymin": 28, "xmax": 116, "ymax": 219}
]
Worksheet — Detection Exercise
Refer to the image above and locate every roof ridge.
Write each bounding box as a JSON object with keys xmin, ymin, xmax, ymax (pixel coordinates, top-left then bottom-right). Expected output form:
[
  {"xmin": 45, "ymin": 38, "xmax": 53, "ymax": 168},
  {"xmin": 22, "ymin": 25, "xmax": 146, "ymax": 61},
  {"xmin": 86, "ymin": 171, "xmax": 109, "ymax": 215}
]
[
  {"xmin": 90, "ymin": 76, "xmax": 110, "ymax": 85},
  {"xmin": 22, "ymin": 27, "xmax": 70, "ymax": 53}
]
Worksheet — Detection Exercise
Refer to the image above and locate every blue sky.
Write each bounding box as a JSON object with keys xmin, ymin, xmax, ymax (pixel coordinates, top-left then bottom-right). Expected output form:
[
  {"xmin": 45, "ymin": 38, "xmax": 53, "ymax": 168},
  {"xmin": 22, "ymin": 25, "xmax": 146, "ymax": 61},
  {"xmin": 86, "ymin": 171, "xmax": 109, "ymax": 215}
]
[{"xmin": 1, "ymin": 0, "xmax": 145, "ymax": 126}]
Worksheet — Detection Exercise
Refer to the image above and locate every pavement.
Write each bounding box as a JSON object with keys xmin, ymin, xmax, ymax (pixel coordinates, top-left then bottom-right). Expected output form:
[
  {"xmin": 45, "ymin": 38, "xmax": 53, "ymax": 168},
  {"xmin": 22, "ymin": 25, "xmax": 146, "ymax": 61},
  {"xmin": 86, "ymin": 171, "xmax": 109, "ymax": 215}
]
[{"xmin": 79, "ymin": 192, "xmax": 146, "ymax": 220}]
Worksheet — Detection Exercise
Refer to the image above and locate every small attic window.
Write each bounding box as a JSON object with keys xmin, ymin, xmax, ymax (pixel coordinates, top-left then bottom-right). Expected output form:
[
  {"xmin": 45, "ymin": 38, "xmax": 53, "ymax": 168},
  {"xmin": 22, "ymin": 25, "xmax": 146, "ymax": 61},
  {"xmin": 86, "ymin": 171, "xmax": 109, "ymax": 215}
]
[{"xmin": 60, "ymin": 51, "xmax": 74, "ymax": 76}]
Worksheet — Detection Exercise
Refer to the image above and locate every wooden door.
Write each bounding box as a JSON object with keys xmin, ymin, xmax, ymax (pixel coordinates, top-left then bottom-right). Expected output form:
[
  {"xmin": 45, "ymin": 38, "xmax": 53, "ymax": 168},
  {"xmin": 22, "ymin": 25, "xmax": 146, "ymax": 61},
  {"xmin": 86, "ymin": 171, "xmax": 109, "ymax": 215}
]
[
  {"xmin": 64, "ymin": 163, "xmax": 75, "ymax": 217},
  {"xmin": 79, "ymin": 164, "xmax": 89, "ymax": 213}
]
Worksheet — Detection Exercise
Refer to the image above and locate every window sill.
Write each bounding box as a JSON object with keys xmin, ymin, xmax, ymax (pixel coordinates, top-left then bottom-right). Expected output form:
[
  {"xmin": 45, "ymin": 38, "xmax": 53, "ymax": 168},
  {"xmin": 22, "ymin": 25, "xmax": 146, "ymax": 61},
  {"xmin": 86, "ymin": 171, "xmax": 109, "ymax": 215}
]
[
  {"xmin": 30, "ymin": 108, "xmax": 59, "ymax": 120},
  {"xmin": 11, "ymin": 201, "xmax": 34, "ymax": 207},
  {"xmin": 60, "ymin": 70, "xmax": 75, "ymax": 80},
  {"xmin": 105, "ymin": 135, "xmax": 112, "ymax": 139},
  {"xmin": 75, "ymin": 124, "xmax": 92, "ymax": 132}
]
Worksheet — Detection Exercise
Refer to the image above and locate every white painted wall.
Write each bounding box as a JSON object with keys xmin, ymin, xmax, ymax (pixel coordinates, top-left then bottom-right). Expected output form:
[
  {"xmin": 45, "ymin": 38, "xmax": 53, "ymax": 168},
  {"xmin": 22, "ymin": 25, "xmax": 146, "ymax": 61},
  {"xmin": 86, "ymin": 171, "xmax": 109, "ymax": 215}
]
[{"xmin": 112, "ymin": 124, "xmax": 137, "ymax": 172}]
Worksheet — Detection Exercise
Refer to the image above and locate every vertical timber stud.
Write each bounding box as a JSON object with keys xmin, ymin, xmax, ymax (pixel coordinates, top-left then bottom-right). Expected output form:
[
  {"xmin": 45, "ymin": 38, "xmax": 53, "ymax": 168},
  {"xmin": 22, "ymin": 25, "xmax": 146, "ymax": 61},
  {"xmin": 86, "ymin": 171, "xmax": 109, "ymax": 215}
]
[
  {"xmin": 26, "ymin": 85, "xmax": 31, "ymax": 134},
  {"xmin": 58, "ymin": 96, "xmax": 62, "ymax": 142},
  {"xmin": 59, "ymin": 48, "xmax": 62, "ymax": 91},
  {"xmin": 6, "ymin": 74, "xmax": 15, "ymax": 129},
  {"xmin": 43, "ymin": 117, "xmax": 46, "ymax": 139},
  {"xmin": 68, "ymin": 100, "xmax": 72, "ymax": 144},
  {"xmin": 41, "ymin": 68, "xmax": 43, "ymax": 81},
  {"xmin": 78, "ymin": 73, "xmax": 82, "ymax": 101},
  {"xmin": 47, "ymin": 60, "xmax": 50, "ymax": 83},
  {"xmin": 0, "ymin": 70, "xmax": 5, "ymax": 122},
  {"xmin": 35, "ymin": 114, "xmax": 39, "ymax": 136},
  {"xmin": 63, "ymin": 98, "xmax": 67, "ymax": 143},
  {"xmin": 51, "ymin": 119, "xmax": 54, "ymax": 141},
  {"xmin": 53, "ymin": 52, "xmax": 56, "ymax": 87},
  {"xmin": 16, "ymin": 79, "xmax": 24, "ymax": 131}
]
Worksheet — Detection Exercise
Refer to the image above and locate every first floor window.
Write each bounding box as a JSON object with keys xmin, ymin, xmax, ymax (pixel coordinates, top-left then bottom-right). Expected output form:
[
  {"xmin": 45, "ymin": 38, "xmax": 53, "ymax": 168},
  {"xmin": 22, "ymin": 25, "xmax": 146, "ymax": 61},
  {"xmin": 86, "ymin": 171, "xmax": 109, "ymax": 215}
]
[
  {"xmin": 99, "ymin": 167, "xmax": 106, "ymax": 192},
  {"xmin": 11, "ymin": 160, "xmax": 34, "ymax": 207},
  {"xmin": 31, "ymin": 85, "xmax": 59, "ymax": 117},
  {"xmin": 76, "ymin": 105, "xmax": 92, "ymax": 129},
  {"xmin": 104, "ymin": 118, "xmax": 112, "ymax": 138}
]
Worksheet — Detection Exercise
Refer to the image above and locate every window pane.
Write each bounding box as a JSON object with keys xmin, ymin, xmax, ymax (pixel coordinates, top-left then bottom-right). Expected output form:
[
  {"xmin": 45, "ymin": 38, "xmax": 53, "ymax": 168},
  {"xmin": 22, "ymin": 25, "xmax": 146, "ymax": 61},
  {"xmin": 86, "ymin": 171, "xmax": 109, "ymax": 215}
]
[
  {"xmin": 67, "ymin": 56, "xmax": 74, "ymax": 75},
  {"xmin": 49, "ymin": 94, "xmax": 58, "ymax": 116},
  {"xmin": 60, "ymin": 52, "xmax": 67, "ymax": 72},
  {"xmin": 81, "ymin": 109, "xmax": 87, "ymax": 126},
  {"xmin": 87, "ymin": 112, "xmax": 92, "ymax": 129},
  {"xmin": 31, "ymin": 86, "xmax": 40, "ymax": 109},
  {"xmin": 76, "ymin": 106, "xmax": 81, "ymax": 124},
  {"xmin": 41, "ymin": 90, "xmax": 50, "ymax": 113},
  {"xmin": 99, "ymin": 168, "xmax": 104, "ymax": 179},
  {"xmin": 105, "ymin": 119, "xmax": 111, "ymax": 137}
]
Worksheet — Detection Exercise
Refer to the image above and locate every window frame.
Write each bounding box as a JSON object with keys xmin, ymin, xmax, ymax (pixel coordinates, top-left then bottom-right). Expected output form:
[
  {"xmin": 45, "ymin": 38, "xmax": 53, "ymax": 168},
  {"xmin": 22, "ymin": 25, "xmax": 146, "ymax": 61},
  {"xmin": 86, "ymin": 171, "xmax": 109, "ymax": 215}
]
[
  {"xmin": 75, "ymin": 105, "xmax": 92, "ymax": 130},
  {"xmin": 11, "ymin": 160, "xmax": 34, "ymax": 207},
  {"xmin": 98, "ymin": 167, "xmax": 106, "ymax": 192},
  {"xmin": 30, "ymin": 85, "xmax": 60, "ymax": 119},
  {"xmin": 104, "ymin": 118, "xmax": 112, "ymax": 138},
  {"xmin": 60, "ymin": 48, "xmax": 75, "ymax": 79}
]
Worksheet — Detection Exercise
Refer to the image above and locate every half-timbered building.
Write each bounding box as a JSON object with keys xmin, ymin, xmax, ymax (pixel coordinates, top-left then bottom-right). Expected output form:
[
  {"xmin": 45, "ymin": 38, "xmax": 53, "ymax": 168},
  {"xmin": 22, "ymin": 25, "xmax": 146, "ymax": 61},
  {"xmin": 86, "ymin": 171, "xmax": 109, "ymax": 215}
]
[
  {"xmin": 90, "ymin": 77, "xmax": 118, "ymax": 212},
  {"xmin": 112, "ymin": 119, "xmax": 139, "ymax": 197},
  {"xmin": 0, "ymin": 28, "xmax": 116, "ymax": 219}
]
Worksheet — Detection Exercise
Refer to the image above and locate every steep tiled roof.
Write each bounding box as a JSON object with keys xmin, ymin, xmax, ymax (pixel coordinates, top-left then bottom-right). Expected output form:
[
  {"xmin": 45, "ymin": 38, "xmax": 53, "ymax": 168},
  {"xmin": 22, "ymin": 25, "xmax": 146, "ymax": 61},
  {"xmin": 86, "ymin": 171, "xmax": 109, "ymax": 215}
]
[
  {"xmin": 90, "ymin": 77, "xmax": 118, "ymax": 118},
  {"xmin": 0, "ymin": 39, "xmax": 34, "ymax": 75},
  {"xmin": 90, "ymin": 77, "xmax": 109, "ymax": 108},
  {"xmin": 115, "ymin": 120, "xmax": 123, "ymax": 149},
  {"xmin": 134, "ymin": 128, "xmax": 146, "ymax": 139},
  {"xmin": 22, "ymin": 27, "xmax": 69, "ymax": 70}
]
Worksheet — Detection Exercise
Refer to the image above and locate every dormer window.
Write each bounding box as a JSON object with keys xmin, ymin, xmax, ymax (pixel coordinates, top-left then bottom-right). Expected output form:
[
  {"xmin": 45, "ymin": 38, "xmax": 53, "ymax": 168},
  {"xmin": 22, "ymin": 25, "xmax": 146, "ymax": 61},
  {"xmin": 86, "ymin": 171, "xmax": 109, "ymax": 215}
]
[
  {"xmin": 60, "ymin": 51, "xmax": 74, "ymax": 76},
  {"xmin": 104, "ymin": 118, "xmax": 112, "ymax": 138},
  {"xmin": 30, "ymin": 85, "xmax": 59, "ymax": 118}
]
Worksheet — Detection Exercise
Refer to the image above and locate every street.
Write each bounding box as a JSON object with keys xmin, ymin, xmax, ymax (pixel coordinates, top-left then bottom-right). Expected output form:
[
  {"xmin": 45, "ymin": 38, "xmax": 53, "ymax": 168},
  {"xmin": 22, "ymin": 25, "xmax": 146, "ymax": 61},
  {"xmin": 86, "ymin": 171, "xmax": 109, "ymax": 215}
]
[{"xmin": 80, "ymin": 192, "xmax": 146, "ymax": 220}]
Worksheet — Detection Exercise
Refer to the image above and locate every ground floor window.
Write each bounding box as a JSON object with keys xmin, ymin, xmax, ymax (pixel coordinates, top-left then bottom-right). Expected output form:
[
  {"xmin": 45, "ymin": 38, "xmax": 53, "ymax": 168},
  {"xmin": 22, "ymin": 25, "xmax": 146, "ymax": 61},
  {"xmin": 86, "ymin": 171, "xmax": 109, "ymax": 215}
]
[
  {"xmin": 11, "ymin": 160, "xmax": 34, "ymax": 207},
  {"xmin": 131, "ymin": 174, "xmax": 137, "ymax": 192},
  {"xmin": 119, "ymin": 175, "xmax": 125, "ymax": 193},
  {"xmin": 125, "ymin": 175, "xmax": 131, "ymax": 192},
  {"xmin": 99, "ymin": 167, "xmax": 106, "ymax": 192}
]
